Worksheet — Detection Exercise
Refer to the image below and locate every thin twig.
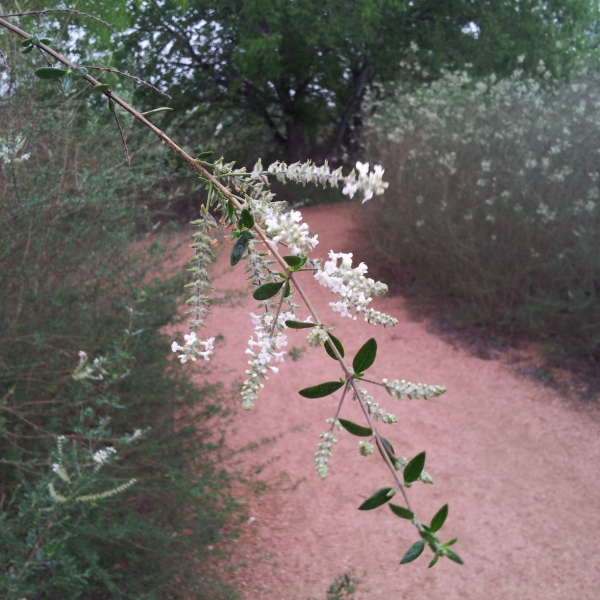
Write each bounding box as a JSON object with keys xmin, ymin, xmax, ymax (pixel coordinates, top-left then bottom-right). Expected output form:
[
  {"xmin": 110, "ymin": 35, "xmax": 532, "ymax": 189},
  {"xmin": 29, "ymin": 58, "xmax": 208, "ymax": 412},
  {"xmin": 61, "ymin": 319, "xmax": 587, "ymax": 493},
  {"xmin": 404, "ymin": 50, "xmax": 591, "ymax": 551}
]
[
  {"xmin": 81, "ymin": 65, "xmax": 172, "ymax": 99},
  {"xmin": 0, "ymin": 9, "xmax": 112, "ymax": 28},
  {"xmin": 112, "ymin": 107, "xmax": 131, "ymax": 165}
]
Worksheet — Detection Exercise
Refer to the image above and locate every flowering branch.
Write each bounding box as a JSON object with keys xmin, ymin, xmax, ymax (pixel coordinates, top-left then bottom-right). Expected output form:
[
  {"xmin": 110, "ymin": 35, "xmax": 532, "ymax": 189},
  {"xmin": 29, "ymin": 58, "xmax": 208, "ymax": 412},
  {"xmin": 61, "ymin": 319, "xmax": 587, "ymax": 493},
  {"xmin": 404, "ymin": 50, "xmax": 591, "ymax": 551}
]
[{"xmin": 0, "ymin": 14, "xmax": 462, "ymax": 568}]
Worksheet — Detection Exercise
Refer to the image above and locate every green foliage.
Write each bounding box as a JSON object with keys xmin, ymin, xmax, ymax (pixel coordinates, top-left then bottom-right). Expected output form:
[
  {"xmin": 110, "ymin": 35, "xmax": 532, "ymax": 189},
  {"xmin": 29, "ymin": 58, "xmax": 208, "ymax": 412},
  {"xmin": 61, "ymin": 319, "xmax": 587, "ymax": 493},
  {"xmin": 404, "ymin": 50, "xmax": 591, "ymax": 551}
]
[
  {"xmin": 0, "ymin": 78, "xmax": 239, "ymax": 598},
  {"xmin": 364, "ymin": 65, "xmax": 600, "ymax": 361},
  {"xmin": 119, "ymin": 0, "xmax": 598, "ymax": 161},
  {"xmin": 307, "ymin": 571, "xmax": 362, "ymax": 600}
]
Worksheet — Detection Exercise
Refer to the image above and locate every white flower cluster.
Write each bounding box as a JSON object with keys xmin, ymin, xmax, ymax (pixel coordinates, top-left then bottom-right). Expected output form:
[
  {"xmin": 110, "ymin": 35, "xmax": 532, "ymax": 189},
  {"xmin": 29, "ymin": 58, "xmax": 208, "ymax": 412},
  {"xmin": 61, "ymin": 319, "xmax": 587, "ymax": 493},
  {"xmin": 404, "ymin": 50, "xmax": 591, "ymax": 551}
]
[
  {"xmin": 93, "ymin": 446, "xmax": 117, "ymax": 465},
  {"xmin": 262, "ymin": 205, "xmax": 319, "ymax": 255},
  {"xmin": 314, "ymin": 251, "xmax": 397, "ymax": 327},
  {"xmin": 342, "ymin": 161, "xmax": 389, "ymax": 203},
  {"xmin": 354, "ymin": 387, "xmax": 397, "ymax": 424},
  {"xmin": 72, "ymin": 351, "xmax": 107, "ymax": 381},
  {"xmin": 264, "ymin": 159, "xmax": 388, "ymax": 204},
  {"xmin": 358, "ymin": 440, "xmax": 374, "ymax": 457},
  {"xmin": 74, "ymin": 478, "xmax": 137, "ymax": 503},
  {"xmin": 0, "ymin": 133, "xmax": 30, "ymax": 165},
  {"xmin": 241, "ymin": 311, "xmax": 297, "ymax": 410},
  {"xmin": 383, "ymin": 379, "xmax": 447, "ymax": 400},
  {"xmin": 52, "ymin": 462, "xmax": 70, "ymax": 483},
  {"xmin": 171, "ymin": 331, "xmax": 215, "ymax": 364},
  {"xmin": 315, "ymin": 429, "xmax": 337, "ymax": 479},
  {"xmin": 185, "ymin": 228, "xmax": 215, "ymax": 330},
  {"xmin": 307, "ymin": 327, "xmax": 328, "ymax": 347}
]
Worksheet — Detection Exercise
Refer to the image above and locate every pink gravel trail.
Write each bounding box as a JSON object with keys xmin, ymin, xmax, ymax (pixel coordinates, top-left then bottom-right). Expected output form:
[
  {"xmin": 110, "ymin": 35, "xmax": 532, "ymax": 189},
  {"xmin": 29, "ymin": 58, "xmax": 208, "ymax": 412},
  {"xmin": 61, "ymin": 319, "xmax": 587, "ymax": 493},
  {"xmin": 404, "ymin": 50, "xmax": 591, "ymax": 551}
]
[{"xmin": 172, "ymin": 202, "xmax": 600, "ymax": 599}]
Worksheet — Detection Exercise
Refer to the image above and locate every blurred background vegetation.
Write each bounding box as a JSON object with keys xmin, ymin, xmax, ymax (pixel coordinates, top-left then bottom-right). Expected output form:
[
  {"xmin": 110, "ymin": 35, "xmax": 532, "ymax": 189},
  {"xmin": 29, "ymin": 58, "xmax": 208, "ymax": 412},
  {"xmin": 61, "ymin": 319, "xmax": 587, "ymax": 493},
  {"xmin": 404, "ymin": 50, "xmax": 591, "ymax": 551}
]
[{"xmin": 1, "ymin": 0, "xmax": 600, "ymax": 596}]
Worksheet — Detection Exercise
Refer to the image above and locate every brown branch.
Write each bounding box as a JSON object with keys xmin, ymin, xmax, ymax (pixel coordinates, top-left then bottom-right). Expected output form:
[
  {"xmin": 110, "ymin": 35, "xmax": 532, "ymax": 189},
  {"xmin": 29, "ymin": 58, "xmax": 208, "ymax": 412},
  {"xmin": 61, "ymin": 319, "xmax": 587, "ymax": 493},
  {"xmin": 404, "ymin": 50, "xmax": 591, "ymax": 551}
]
[
  {"xmin": 0, "ymin": 9, "xmax": 112, "ymax": 28},
  {"xmin": 81, "ymin": 65, "xmax": 172, "ymax": 100}
]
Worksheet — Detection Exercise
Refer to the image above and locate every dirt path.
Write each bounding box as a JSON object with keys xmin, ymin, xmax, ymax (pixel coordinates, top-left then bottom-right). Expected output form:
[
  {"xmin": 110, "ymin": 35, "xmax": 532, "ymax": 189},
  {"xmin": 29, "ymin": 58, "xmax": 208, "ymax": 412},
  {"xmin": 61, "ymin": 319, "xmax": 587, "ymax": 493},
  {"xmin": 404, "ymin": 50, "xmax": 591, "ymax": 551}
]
[{"xmin": 173, "ymin": 202, "xmax": 600, "ymax": 599}]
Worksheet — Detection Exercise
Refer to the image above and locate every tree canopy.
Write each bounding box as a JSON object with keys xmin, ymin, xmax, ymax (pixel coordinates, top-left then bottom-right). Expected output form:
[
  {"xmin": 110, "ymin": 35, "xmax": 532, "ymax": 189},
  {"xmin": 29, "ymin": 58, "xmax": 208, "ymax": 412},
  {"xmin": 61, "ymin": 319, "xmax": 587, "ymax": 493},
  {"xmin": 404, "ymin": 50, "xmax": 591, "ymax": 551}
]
[{"xmin": 117, "ymin": 0, "xmax": 598, "ymax": 162}]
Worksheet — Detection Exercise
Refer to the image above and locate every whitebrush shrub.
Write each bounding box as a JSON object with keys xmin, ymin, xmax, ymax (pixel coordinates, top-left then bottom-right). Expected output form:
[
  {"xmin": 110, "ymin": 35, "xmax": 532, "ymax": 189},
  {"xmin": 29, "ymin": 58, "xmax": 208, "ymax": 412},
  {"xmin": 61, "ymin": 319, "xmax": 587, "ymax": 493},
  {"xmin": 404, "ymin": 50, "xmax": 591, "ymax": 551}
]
[
  {"xmin": 0, "ymin": 10, "xmax": 462, "ymax": 569},
  {"xmin": 363, "ymin": 63, "xmax": 600, "ymax": 359}
]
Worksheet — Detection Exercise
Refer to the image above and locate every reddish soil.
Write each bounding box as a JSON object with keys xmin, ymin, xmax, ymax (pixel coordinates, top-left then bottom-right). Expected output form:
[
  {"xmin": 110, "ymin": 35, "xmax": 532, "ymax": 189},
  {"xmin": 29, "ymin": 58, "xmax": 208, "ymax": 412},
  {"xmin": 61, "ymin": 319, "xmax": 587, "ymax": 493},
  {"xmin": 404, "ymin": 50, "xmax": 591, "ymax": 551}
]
[{"xmin": 170, "ymin": 202, "xmax": 600, "ymax": 599}]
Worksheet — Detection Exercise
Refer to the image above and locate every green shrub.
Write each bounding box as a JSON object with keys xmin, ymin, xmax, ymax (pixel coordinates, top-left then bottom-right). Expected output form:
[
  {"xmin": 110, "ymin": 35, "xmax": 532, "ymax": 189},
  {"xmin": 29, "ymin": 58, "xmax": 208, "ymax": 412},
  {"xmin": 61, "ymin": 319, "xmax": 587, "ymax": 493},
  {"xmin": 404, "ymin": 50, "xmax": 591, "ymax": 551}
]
[
  {"xmin": 0, "ymin": 80, "xmax": 239, "ymax": 599},
  {"xmin": 364, "ymin": 63, "xmax": 600, "ymax": 360}
]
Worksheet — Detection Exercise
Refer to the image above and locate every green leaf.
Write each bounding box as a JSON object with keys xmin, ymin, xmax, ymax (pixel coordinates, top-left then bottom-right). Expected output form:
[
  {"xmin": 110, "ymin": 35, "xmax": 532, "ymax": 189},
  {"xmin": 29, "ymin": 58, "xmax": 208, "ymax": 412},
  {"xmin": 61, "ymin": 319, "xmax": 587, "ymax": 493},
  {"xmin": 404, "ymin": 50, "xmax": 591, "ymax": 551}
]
[
  {"xmin": 240, "ymin": 208, "xmax": 254, "ymax": 229},
  {"xmin": 39, "ymin": 38, "xmax": 52, "ymax": 45},
  {"xmin": 444, "ymin": 549, "xmax": 464, "ymax": 565},
  {"xmin": 141, "ymin": 107, "xmax": 173, "ymax": 116},
  {"xmin": 283, "ymin": 255, "xmax": 303, "ymax": 268},
  {"xmin": 21, "ymin": 44, "xmax": 34, "ymax": 54},
  {"xmin": 35, "ymin": 67, "xmax": 68, "ymax": 80},
  {"xmin": 108, "ymin": 99, "xmax": 115, "ymax": 113},
  {"xmin": 399, "ymin": 541, "xmax": 425, "ymax": 564},
  {"xmin": 403, "ymin": 451, "xmax": 426, "ymax": 484},
  {"xmin": 72, "ymin": 67, "xmax": 88, "ymax": 77},
  {"xmin": 298, "ymin": 381, "xmax": 344, "ymax": 399},
  {"xmin": 62, "ymin": 75, "xmax": 73, "ymax": 93},
  {"xmin": 389, "ymin": 503, "xmax": 414, "ymax": 520},
  {"xmin": 324, "ymin": 333, "xmax": 344, "ymax": 360},
  {"xmin": 230, "ymin": 232, "xmax": 250, "ymax": 266},
  {"xmin": 338, "ymin": 418, "xmax": 372, "ymax": 437},
  {"xmin": 94, "ymin": 83, "xmax": 110, "ymax": 92},
  {"xmin": 226, "ymin": 200, "xmax": 235, "ymax": 222},
  {"xmin": 252, "ymin": 281, "xmax": 284, "ymax": 301},
  {"xmin": 352, "ymin": 338, "xmax": 377, "ymax": 373},
  {"xmin": 377, "ymin": 436, "xmax": 396, "ymax": 466},
  {"xmin": 198, "ymin": 151, "xmax": 214, "ymax": 160},
  {"xmin": 443, "ymin": 538, "xmax": 458, "ymax": 547},
  {"xmin": 358, "ymin": 487, "xmax": 394, "ymax": 511},
  {"xmin": 21, "ymin": 39, "xmax": 33, "ymax": 47},
  {"xmin": 285, "ymin": 320, "xmax": 315, "ymax": 329},
  {"xmin": 283, "ymin": 281, "xmax": 291, "ymax": 298},
  {"xmin": 430, "ymin": 504, "xmax": 448, "ymax": 533},
  {"xmin": 428, "ymin": 552, "xmax": 441, "ymax": 568}
]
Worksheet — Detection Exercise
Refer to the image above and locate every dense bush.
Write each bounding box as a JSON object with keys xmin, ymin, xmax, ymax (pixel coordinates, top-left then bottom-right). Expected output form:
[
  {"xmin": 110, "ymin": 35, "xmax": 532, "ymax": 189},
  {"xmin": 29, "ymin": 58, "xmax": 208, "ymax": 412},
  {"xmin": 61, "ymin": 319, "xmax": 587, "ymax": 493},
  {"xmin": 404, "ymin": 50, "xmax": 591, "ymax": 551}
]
[
  {"xmin": 364, "ymin": 63, "xmax": 600, "ymax": 360},
  {"xmin": 0, "ymin": 80, "xmax": 239, "ymax": 598}
]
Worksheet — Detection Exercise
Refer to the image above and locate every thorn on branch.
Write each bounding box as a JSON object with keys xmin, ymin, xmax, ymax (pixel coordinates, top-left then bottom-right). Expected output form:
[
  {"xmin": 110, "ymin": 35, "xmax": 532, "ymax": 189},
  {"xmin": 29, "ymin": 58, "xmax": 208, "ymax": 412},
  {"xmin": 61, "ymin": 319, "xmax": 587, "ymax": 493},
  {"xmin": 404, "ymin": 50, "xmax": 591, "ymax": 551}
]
[{"xmin": 0, "ymin": 9, "xmax": 112, "ymax": 28}]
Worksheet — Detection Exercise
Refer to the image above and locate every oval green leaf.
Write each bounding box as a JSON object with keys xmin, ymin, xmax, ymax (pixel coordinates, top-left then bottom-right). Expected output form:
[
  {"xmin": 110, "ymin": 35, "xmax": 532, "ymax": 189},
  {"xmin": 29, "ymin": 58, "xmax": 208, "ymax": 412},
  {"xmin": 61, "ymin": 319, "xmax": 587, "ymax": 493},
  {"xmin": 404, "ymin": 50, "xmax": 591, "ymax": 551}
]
[
  {"xmin": 240, "ymin": 208, "xmax": 254, "ymax": 229},
  {"xmin": 430, "ymin": 504, "xmax": 448, "ymax": 533},
  {"xmin": 338, "ymin": 418, "xmax": 372, "ymax": 437},
  {"xmin": 352, "ymin": 338, "xmax": 377, "ymax": 373},
  {"xmin": 403, "ymin": 451, "xmax": 426, "ymax": 484},
  {"xmin": 39, "ymin": 38, "xmax": 52, "ymax": 45},
  {"xmin": 62, "ymin": 75, "xmax": 73, "ymax": 93},
  {"xmin": 230, "ymin": 232, "xmax": 249, "ymax": 266},
  {"xmin": 35, "ymin": 67, "xmax": 68, "ymax": 80},
  {"xmin": 444, "ymin": 549, "xmax": 464, "ymax": 565},
  {"xmin": 21, "ymin": 39, "xmax": 33, "ymax": 47},
  {"xmin": 198, "ymin": 151, "xmax": 214, "ymax": 160},
  {"xmin": 358, "ymin": 487, "xmax": 394, "ymax": 511},
  {"xmin": 253, "ymin": 281, "xmax": 284, "ymax": 301},
  {"xmin": 21, "ymin": 44, "xmax": 34, "ymax": 54},
  {"xmin": 72, "ymin": 67, "xmax": 88, "ymax": 77},
  {"xmin": 285, "ymin": 320, "xmax": 315, "ymax": 329},
  {"xmin": 428, "ymin": 552, "xmax": 441, "ymax": 569},
  {"xmin": 443, "ymin": 538, "xmax": 458, "ymax": 548},
  {"xmin": 324, "ymin": 333, "xmax": 344, "ymax": 360},
  {"xmin": 298, "ymin": 381, "xmax": 344, "ymax": 399},
  {"xmin": 389, "ymin": 503, "xmax": 414, "ymax": 520},
  {"xmin": 400, "ymin": 541, "xmax": 425, "ymax": 564},
  {"xmin": 283, "ymin": 255, "xmax": 303, "ymax": 268}
]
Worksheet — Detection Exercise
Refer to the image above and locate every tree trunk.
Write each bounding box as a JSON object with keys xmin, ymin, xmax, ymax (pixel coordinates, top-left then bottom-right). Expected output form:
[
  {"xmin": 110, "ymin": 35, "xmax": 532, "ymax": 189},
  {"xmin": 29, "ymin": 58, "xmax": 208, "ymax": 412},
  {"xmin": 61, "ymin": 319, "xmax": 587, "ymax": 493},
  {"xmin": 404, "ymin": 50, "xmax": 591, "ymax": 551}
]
[{"xmin": 285, "ymin": 121, "xmax": 308, "ymax": 163}]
